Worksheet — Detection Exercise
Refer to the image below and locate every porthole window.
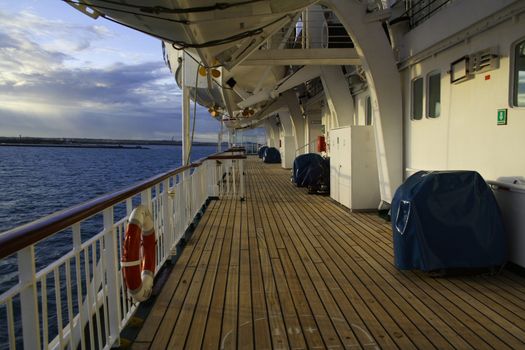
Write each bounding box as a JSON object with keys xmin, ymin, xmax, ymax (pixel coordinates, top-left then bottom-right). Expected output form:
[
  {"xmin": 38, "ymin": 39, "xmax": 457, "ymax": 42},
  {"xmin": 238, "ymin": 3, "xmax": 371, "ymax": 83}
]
[
  {"xmin": 512, "ymin": 39, "xmax": 525, "ymax": 107},
  {"xmin": 411, "ymin": 77, "xmax": 423, "ymax": 120},
  {"xmin": 365, "ymin": 95, "xmax": 373, "ymax": 125},
  {"xmin": 427, "ymin": 71, "xmax": 441, "ymax": 118}
]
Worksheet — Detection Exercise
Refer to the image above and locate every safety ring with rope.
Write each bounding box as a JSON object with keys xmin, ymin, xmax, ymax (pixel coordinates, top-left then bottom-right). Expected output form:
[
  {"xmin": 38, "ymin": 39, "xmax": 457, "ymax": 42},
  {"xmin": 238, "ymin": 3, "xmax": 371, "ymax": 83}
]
[{"xmin": 121, "ymin": 205, "xmax": 156, "ymax": 302}]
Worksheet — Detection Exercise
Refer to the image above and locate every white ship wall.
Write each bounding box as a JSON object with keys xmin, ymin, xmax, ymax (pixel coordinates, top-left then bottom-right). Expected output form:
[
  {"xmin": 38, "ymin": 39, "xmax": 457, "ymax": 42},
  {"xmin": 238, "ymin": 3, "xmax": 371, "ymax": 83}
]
[{"xmin": 401, "ymin": 14, "xmax": 525, "ymax": 181}]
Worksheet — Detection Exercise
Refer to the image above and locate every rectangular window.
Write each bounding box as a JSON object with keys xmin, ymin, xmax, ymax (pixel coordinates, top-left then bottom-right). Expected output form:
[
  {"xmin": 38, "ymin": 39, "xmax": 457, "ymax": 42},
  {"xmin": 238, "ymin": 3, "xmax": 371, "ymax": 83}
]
[
  {"xmin": 513, "ymin": 39, "xmax": 525, "ymax": 107},
  {"xmin": 365, "ymin": 96, "xmax": 373, "ymax": 125},
  {"xmin": 427, "ymin": 71, "xmax": 441, "ymax": 117},
  {"xmin": 411, "ymin": 77, "xmax": 423, "ymax": 120}
]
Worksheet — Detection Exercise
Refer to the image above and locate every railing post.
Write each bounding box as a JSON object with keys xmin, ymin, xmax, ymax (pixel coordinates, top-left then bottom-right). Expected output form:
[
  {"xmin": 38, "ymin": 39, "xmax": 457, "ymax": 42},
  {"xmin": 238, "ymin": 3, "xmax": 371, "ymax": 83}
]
[
  {"xmin": 176, "ymin": 179, "xmax": 183, "ymax": 238},
  {"xmin": 230, "ymin": 160, "xmax": 238, "ymax": 198},
  {"xmin": 213, "ymin": 161, "xmax": 219, "ymax": 197},
  {"xmin": 18, "ymin": 246, "xmax": 41, "ymax": 350},
  {"xmin": 180, "ymin": 176, "xmax": 187, "ymax": 229},
  {"xmin": 189, "ymin": 171, "xmax": 194, "ymax": 220},
  {"xmin": 226, "ymin": 161, "xmax": 231, "ymax": 196},
  {"xmin": 141, "ymin": 189, "xmax": 152, "ymax": 210},
  {"xmin": 239, "ymin": 159, "xmax": 245, "ymax": 200},
  {"xmin": 72, "ymin": 223, "xmax": 86, "ymax": 350},
  {"xmin": 103, "ymin": 207, "xmax": 121, "ymax": 346},
  {"xmin": 163, "ymin": 179, "xmax": 174, "ymax": 256}
]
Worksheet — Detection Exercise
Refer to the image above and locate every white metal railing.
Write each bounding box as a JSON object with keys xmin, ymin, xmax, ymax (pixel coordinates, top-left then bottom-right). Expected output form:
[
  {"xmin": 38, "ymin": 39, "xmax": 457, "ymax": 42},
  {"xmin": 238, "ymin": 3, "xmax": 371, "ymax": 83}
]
[
  {"xmin": 0, "ymin": 150, "xmax": 245, "ymax": 350},
  {"xmin": 270, "ymin": 7, "xmax": 353, "ymax": 49},
  {"xmin": 233, "ymin": 142, "xmax": 260, "ymax": 155},
  {"xmin": 295, "ymin": 139, "xmax": 318, "ymax": 156},
  {"xmin": 216, "ymin": 158, "xmax": 245, "ymax": 200},
  {"xmin": 402, "ymin": 0, "xmax": 453, "ymax": 28}
]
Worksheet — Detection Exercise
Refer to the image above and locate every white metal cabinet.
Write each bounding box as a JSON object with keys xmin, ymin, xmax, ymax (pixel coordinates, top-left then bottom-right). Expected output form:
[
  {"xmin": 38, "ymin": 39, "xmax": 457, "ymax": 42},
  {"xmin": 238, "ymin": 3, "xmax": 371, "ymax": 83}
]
[{"xmin": 329, "ymin": 126, "xmax": 380, "ymax": 210}]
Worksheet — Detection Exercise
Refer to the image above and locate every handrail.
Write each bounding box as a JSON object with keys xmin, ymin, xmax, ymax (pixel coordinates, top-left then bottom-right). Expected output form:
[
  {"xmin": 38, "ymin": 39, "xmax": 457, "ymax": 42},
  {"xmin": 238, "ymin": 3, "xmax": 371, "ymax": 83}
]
[
  {"xmin": 295, "ymin": 139, "xmax": 317, "ymax": 155},
  {"xmin": 0, "ymin": 148, "xmax": 246, "ymax": 260},
  {"xmin": 487, "ymin": 180, "xmax": 525, "ymax": 194}
]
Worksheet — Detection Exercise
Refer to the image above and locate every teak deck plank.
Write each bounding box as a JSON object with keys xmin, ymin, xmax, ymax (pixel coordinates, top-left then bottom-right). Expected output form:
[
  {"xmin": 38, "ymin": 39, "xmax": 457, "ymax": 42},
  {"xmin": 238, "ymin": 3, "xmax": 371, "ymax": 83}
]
[
  {"xmin": 202, "ymin": 198, "xmax": 236, "ymax": 349},
  {"xmin": 134, "ymin": 158, "xmax": 525, "ymax": 349},
  {"xmin": 133, "ymin": 200, "xmax": 218, "ymax": 343}
]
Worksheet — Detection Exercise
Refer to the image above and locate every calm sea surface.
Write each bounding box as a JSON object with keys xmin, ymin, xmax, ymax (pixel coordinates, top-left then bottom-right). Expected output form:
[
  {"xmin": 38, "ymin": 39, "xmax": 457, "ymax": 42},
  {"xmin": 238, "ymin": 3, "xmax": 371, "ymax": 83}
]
[
  {"xmin": 0, "ymin": 145, "xmax": 216, "ymax": 347},
  {"xmin": 0, "ymin": 145, "xmax": 216, "ymax": 233}
]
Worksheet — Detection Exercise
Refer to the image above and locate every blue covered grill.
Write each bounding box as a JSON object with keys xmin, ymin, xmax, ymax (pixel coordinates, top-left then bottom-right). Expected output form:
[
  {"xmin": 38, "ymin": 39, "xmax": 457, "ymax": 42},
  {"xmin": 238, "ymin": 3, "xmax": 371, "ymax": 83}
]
[
  {"xmin": 262, "ymin": 147, "xmax": 281, "ymax": 163},
  {"xmin": 292, "ymin": 153, "xmax": 323, "ymax": 187},
  {"xmin": 391, "ymin": 171, "xmax": 507, "ymax": 272},
  {"xmin": 257, "ymin": 146, "xmax": 268, "ymax": 159}
]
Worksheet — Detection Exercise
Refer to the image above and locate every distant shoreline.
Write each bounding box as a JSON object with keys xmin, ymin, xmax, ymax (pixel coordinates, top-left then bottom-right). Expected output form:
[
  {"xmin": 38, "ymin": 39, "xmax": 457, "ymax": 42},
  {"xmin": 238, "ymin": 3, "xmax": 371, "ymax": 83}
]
[
  {"xmin": 0, "ymin": 136, "xmax": 222, "ymax": 147},
  {"xmin": 0, "ymin": 143, "xmax": 149, "ymax": 149}
]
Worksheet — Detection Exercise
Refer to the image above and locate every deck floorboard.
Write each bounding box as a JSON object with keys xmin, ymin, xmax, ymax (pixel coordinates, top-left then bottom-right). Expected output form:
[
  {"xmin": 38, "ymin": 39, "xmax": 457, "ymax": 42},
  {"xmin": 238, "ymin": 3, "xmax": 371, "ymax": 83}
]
[{"xmin": 134, "ymin": 158, "xmax": 525, "ymax": 349}]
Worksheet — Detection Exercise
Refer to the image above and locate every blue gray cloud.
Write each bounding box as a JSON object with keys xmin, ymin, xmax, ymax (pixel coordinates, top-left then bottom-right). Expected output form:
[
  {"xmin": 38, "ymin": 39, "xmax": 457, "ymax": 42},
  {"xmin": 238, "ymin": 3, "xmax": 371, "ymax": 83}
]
[{"xmin": 0, "ymin": 10, "xmax": 220, "ymax": 141}]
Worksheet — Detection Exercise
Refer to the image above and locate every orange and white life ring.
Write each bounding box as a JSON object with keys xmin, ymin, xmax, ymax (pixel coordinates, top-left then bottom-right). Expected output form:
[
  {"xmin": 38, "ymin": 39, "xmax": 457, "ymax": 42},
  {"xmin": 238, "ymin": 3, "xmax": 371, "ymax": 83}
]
[{"xmin": 121, "ymin": 205, "xmax": 156, "ymax": 302}]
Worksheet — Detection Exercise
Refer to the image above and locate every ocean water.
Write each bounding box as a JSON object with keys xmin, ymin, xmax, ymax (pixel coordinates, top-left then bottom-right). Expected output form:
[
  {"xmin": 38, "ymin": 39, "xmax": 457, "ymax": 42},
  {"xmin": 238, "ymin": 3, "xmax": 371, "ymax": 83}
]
[
  {"xmin": 0, "ymin": 145, "xmax": 216, "ymax": 233},
  {"xmin": 0, "ymin": 144, "xmax": 217, "ymax": 348}
]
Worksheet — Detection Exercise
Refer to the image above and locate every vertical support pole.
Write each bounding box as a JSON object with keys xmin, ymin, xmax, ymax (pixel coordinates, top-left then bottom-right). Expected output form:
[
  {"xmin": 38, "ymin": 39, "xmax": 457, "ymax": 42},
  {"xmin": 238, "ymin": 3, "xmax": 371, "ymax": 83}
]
[
  {"xmin": 181, "ymin": 54, "xmax": 192, "ymax": 229},
  {"xmin": 182, "ymin": 84, "xmax": 191, "ymax": 169},
  {"xmin": 301, "ymin": 10, "xmax": 306, "ymax": 48},
  {"xmin": 240, "ymin": 130, "xmax": 244, "ymax": 149},
  {"xmin": 181, "ymin": 53, "xmax": 191, "ymax": 178},
  {"xmin": 305, "ymin": 7, "xmax": 309, "ymax": 49},
  {"xmin": 103, "ymin": 207, "xmax": 121, "ymax": 346},
  {"xmin": 18, "ymin": 246, "xmax": 41, "ymax": 350},
  {"xmin": 218, "ymin": 121, "xmax": 223, "ymax": 152}
]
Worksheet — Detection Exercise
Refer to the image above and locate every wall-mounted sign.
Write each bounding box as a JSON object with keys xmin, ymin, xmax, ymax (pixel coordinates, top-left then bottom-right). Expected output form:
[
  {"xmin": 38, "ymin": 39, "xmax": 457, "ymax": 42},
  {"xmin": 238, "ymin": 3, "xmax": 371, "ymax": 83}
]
[
  {"xmin": 497, "ymin": 108, "xmax": 507, "ymax": 125},
  {"xmin": 450, "ymin": 56, "xmax": 471, "ymax": 84}
]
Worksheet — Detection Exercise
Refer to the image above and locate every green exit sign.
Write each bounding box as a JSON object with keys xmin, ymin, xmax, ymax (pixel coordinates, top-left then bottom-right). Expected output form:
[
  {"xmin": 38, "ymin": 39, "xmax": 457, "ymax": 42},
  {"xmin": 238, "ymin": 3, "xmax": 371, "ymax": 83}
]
[{"xmin": 497, "ymin": 109, "xmax": 507, "ymax": 125}]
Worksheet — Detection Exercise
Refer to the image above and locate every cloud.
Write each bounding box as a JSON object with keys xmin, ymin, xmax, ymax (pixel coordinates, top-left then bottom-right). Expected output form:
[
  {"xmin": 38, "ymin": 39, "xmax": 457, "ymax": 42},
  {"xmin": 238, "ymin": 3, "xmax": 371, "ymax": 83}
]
[
  {"xmin": 0, "ymin": 9, "xmax": 220, "ymax": 141},
  {"xmin": 0, "ymin": 10, "xmax": 111, "ymax": 53}
]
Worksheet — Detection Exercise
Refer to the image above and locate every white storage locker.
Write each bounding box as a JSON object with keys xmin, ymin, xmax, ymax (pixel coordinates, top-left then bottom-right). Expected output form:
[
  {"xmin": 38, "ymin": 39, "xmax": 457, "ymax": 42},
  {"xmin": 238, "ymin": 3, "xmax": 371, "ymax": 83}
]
[{"xmin": 329, "ymin": 126, "xmax": 380, "ymax": 210}]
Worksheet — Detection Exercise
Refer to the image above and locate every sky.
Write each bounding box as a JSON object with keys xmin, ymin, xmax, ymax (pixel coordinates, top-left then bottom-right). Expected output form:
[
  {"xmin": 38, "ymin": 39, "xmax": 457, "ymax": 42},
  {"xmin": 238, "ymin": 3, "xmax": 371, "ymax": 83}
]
[{"xmin": 0, "ymin": 0, "xmax": 265, "ymax": 142}]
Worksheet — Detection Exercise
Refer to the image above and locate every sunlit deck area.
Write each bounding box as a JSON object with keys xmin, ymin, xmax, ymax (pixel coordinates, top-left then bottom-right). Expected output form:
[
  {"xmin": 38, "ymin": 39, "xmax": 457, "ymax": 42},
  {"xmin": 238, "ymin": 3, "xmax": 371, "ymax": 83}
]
[{"xmin": 131, "ymin": 157, "xmax": 525, "ymax": 350}]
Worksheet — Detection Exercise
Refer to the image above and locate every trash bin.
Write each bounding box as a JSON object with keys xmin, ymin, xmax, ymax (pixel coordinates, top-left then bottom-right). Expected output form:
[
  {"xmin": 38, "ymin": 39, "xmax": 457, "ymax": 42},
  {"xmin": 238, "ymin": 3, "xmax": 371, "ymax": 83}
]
[{"xmin": 488, "ymin": 177, "xmax": 525, "ymax": 268}]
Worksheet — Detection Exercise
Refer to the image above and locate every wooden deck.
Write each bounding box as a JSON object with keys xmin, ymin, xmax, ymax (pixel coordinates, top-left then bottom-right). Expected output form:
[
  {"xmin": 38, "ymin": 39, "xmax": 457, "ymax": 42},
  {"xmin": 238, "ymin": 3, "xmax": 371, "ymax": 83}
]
[{"xmin": 132, "ymin": 157, "xmax": 525, "ymax": 349}]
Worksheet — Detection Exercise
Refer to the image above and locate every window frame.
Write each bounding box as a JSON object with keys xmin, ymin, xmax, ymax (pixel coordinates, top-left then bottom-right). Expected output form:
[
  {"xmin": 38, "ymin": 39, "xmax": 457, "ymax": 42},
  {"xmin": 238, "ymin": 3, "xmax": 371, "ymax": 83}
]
[
  {"xmin": 426, "ymin": 70, "xmax": 441, "ymax": 118},
  {"xmin": 510, "ymin": 37, "xmax": 525, "ymax": 108},
  {"xmin": 411, "ymin": 76, "xmax": 424, "ymax": 120}
]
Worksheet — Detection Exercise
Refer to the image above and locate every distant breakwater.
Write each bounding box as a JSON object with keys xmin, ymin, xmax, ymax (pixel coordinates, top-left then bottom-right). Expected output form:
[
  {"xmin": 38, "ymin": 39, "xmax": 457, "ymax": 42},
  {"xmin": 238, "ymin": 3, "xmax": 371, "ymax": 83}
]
[
  {"xmin": 0, "ymin": 143, "xmax": 148, "ymax": 149},
  {"xmin": 0, "ymin": 136, "xmax": 220, "ymax": 147}
]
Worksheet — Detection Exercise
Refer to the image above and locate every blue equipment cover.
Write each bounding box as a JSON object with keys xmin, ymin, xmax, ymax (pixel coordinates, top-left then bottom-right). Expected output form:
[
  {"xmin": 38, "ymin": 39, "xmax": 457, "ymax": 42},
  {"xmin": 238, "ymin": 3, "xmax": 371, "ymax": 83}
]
[
  {"xmin": 258, "ymin": 146, "xmax": 268, "ymax": 159},
  {"xmin": 391, "ymin": 171, "xmax": 507, "ymax": 271},
  {"xmin": 321, "ymin": 157, "xmax": 330, "ymax": 187},
  {"xmin": 292, "ymin": 153, "xmax": 324, "ymax": 187},
  {"xmin": 263, "ymin": 147, "xmax": 281, "ymax": 163}
]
